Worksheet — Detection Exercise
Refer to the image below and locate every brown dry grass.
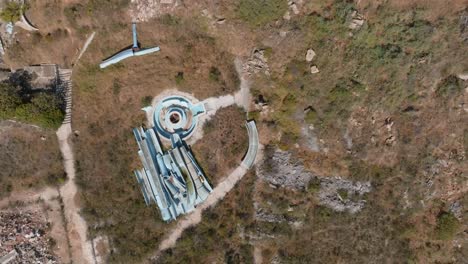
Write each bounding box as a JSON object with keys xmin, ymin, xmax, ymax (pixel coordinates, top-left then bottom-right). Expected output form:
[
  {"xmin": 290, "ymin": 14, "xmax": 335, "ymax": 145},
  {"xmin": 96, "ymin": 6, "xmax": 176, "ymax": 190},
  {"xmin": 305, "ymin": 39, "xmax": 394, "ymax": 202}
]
[
  {"xmin": 357, "ymin": 0, "xmax": 468, "ymax": 21},
  {"xmin": 69, "ymin": 10, "xmax": 242, "ymax": 261},
  {"xmin": 191, "ymin": 106, "xmax": 249, "ymax": 186},
  {"xmin": 0, "ymin": 121, "xmax": 63, "ymax": 198}
]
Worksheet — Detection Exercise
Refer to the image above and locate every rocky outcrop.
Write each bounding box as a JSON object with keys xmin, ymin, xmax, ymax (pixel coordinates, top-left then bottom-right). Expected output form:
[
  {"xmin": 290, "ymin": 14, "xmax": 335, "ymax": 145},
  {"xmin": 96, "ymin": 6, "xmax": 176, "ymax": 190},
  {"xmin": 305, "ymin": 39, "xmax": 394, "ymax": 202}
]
[
  {"xmin": 243, "ymin": 48, "xmax": 270, "ymax": 76},
  {"xmin": 318, "ymin": 177, "xmax": 371, "ymax": 213},
  {"xmin": 257, "ymin": 147, "xmax": 372, "ymax": 213},
  {"xmin": 258, "ymin": 148, "xmax": 315, "ymax": 190}
]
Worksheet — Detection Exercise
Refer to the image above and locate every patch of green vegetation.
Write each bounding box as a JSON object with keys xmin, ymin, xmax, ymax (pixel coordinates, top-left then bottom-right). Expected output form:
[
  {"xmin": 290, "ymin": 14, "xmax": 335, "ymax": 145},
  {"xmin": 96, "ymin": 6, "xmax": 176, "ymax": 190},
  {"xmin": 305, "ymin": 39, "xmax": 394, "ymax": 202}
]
[
  {"xmin": 160, "ymin": 14, "xmax": 181, "ymax": 26},
  {"xmin": 304, "ymin": 107, "xmax": 318, "ymax": 124},
  {"xmin": 435, "ymin": 212, "xmax": 459, "ymax": 240},
  {"xmin": 175, "ymin": 71, "xmax": 184, "ymax": 85},
  {"xmin": 320, "ymin": 78, "xmax": 365, "ymax": 127},
  {"xmin": 337, "ymin": 189, "xmax": 348, "ymax": 200},
  {"xmin": 141, "ymin": 95, "xmax": 153, "ymax": 107},
  {"xmin": 237, "ymin": 0, "xmax": 288, "ymax": 27},
  {"xmin": 209, "ymin": 66, "xmax": 221, "ymax": 82},
  {"xmin": 263, "ymin": 46, "xmax": 273, "ymax": 59},
  {"xmin": 112, "ymin": 79, "xmax": 121, "ymax": 95},
  {"xmin": 0, "ymin": 83, "xmax": 64, "ymax": 129},
  {"xmin": 0, "ymin": 1, "xmax": 28, "ymax": 23},
  {"xmin": 47, "ymin": 172, "xmax": 67, "ymax": 185},
  {"xmin": 435, "ymin": 75, "xmax": 463, "ymax": 98},
  {"xmin": 307, "ymin": 177, "xmax": 321, "ymax": 194},
  {"xmin": 74, "ymin": 63, "xmax": 100, "ymax": 93},
  {"xmin": 247, "ymin": 110, "xmax": 260, "ymax": 120}
]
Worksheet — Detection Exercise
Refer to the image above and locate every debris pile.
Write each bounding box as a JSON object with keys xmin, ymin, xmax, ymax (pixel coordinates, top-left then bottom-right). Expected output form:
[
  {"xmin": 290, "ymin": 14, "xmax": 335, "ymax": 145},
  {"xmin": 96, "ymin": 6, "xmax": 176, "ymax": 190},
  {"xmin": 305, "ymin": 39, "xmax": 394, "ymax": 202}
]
[
  {"xmin": 0, "ymin": 209, "xmax": 57, "ymax": 263},
  {"xmin": 243, "ymin": 48, "xmax": 270, "ymax": 76}
]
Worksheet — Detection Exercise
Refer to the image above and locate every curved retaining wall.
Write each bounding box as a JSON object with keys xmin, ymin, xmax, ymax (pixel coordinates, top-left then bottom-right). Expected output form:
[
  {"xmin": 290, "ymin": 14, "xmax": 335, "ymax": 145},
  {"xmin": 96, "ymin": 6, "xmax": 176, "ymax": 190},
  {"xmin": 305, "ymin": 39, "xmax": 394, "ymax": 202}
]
[{"xmin": 241, "ymin": 120, "xmax": 259, "ymax": 169}]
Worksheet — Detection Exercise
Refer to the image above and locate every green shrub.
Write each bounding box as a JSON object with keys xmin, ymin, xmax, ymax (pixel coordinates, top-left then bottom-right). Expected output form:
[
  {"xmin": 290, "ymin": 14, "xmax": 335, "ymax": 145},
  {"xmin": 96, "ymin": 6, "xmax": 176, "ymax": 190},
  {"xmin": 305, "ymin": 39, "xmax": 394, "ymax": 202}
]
[
  {"xmin": 304, "ymin": 108, "xmax": 318, "ymax": 124},
  {"xmin": 0, "ymin": 83, "xmax": 64, "ymax": 128},
  {"xmin": 237, "ymin": 0, "xmax": 287, "ymax": 27},
  {"xmin": 307, "ymin": 177, "xmax": 321, "ymax": 194},
  {"xmin": 337, "ymin": 189, "xmax": 348, "ymax": 200},
  {"xmin": 209, "ymin": 67, "xmax": 221, "ymax": 82},
  {"xmin": 0, "ymin": 1, "xmax": 28, "ymax": 23},
  {"xmin": 435, "ymin": 212, "xmax": 459, "ymax": 240},
  {"xmin": 141, "ymin": 96, "xmax": 153, "ymax": 107},
  {"xmin": 175, "ymin": 71, "xmax": 184, "ymax": 85},
  {"xmin": 435, "ymin": 75, "xmax": 463, "ymax": 97}
]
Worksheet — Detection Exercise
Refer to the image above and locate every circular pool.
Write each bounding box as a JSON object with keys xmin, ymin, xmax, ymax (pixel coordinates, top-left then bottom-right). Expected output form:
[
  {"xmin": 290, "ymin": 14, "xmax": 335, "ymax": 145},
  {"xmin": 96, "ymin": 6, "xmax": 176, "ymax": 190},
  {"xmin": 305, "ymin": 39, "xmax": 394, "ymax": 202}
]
[{"xmin": 153, "ymin": 95, "xmax": 205, "ymax": 140}]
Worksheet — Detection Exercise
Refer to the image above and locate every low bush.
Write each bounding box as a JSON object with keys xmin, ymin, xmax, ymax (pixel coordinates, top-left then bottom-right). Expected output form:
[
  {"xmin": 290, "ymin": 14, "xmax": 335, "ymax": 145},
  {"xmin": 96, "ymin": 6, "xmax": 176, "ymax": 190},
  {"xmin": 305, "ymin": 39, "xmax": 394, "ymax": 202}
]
[
  {"xmin": 0, "ymin": 83, "xmax": 64, "ymax": 129},
  {"xmin": 0, "ymin": 1, "xmax": 28, "ymax": 23},
  {"xmin": 435, "ymin": 212, "xmax": 459, "ymax": 240},
  {"xmin": 237, "ymin": 0, "xmax": 287, "ymax": 27}
]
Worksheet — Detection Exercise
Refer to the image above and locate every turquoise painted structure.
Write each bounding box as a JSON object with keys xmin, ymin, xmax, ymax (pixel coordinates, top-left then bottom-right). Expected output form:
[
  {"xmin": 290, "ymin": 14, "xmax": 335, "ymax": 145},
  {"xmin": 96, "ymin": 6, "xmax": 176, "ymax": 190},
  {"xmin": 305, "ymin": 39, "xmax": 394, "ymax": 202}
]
[
  {"xmin": 100, "ymin": 23, "xmax": 160, "ymax": 69},
  {"xmin": 151, "ymin": 95, "xmax": 206, "ymax": 140},
  {"xmin": 133, "ymin": 96, "xmax": 212, "ymax": 221}
]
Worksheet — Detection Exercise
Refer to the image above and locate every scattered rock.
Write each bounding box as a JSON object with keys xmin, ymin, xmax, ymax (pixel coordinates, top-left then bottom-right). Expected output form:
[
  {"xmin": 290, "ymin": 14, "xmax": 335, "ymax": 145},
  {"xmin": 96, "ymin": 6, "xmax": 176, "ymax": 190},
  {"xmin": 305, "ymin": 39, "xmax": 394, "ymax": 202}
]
[
  {"xmin": 310, "ymin": 65, "xmax": 319, "ymax": 74},
  {"xmin": 348, "ymin": 10, "xmax": 365, "ymax": 30},
  {"xmin": 457, "ymin": 73, "xmax": 468, "ymax": 81},
  {"xmin": 318, "ymin": 177, "xmax": 371, "ymax": 213},
  {"xmin": 306, "ymin": 49, "xmax": 316, "ymax": 62},
  {"xmin": 243, "ymin": 48, "xmax": 270, "ymax": 76},
  {"xmin": 283, "ymin": 11, "xmax": 291, "ymax": 21},
  {"xmin": 384, "ymin": 135, "xmax": 396, "ymax": 146},
  {"xmin": 254, "ymin": 204, "xmax": 286, "ymax": 223},
  {"xmin": 290, "ymin": 3, "xmax": 299, "ymax": 15},
  {"xmin": 449, "ymin": 201, "xmax": 463, "ymax": 220},
  {"xmin": 460, "ymin": 13, "xmax": 468, "ymax": 41},
  {"xmin": 257, "ymin": 147, "xmax": 315, "ymax": 190},
  {"xmin": 258, "ymin": 148, "xmax": 372, "ymax": 213}
]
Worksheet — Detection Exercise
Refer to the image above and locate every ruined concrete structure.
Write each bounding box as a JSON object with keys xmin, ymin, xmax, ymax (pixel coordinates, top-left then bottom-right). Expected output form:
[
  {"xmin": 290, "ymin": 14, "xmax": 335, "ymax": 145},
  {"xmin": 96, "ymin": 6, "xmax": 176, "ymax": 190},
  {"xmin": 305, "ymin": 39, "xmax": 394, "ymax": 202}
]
[{"xmin": 133, "ymin": 95, "xmax": 212, "ymax": 221}]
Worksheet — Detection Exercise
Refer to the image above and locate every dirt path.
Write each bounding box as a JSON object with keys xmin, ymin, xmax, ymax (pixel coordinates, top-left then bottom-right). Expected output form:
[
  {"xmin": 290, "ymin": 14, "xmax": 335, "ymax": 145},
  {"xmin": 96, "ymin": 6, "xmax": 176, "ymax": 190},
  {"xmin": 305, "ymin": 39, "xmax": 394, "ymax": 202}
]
[
  {"xmin": 74, "ymin": 32, "xmax": 96, "ymax": 65},
  {"xmin": 156, "ymin": 166, "xmax": 248, "ymax": 253},
  {"xmin": 57, "ymin": 123, "xmax": 95, "ymax": 264},
  {"xmin": 189, "ymin": 58, "xmax": 251, "ymax": 144}
]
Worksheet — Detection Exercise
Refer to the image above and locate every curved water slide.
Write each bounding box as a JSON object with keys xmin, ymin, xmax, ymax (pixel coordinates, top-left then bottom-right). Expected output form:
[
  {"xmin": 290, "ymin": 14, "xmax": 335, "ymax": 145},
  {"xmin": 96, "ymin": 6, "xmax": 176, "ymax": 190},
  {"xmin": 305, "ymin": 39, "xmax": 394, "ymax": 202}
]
[
  {"xmin": 241, "ymin": 120, "xmax": 259, "ymax": 169},
  {"xmin": 99, "ymin": 23, "xmax": 160, "ymax": 68}
]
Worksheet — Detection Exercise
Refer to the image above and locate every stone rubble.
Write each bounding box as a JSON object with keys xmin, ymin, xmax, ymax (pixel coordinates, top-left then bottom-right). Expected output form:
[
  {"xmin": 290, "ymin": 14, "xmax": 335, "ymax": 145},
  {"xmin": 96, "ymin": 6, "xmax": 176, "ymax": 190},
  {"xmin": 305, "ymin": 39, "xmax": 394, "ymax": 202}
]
[
  {"xmin": 306, "ymin": 49, "xmax": 316, "ymax": 62},
  {"xmin": 310, "ymin": 65, "xmax": 320, "ymax": 74},
  {"xmin": 348, "ymin": 10, "xmax": 365, "ymax": 30},
  {"xmin": 257, "ymin": 148, "xmax": 371, "ymax": 213},
  {"xmin": 0, "ymin": 208, "xmax": 58, "ymax": 263},
  {"xmin": 243, "ymin": 49, "xmax": 270, "ymax": 76},
  {"xmin": 258, "ymin": 148, "xmax": 315, "ymax": 190},
  {"xmin": 318, "ymin": 177, "xmax": 371, "ymax": 214}
]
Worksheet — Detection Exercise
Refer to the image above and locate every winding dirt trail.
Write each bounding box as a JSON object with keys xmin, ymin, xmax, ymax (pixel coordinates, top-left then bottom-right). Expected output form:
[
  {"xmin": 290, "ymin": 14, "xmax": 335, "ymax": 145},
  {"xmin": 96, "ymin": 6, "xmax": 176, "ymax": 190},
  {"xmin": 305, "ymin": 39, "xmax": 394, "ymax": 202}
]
[
  {"xmin": 156, "ymin": 166, "xmax": 248, "ymax": 251},
  {"xmin": 57, "ymin": 123, "xmax": 94, "ymax": 264}
]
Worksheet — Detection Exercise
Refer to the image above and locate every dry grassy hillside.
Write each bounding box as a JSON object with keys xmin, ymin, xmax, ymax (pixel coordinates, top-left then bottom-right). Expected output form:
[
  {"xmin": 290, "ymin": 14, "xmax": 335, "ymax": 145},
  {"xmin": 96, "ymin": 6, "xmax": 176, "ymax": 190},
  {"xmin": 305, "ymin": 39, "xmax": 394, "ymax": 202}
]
[{"xmin": 1, "ymin": 0, "xmax": 467, "ymax": 263}]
